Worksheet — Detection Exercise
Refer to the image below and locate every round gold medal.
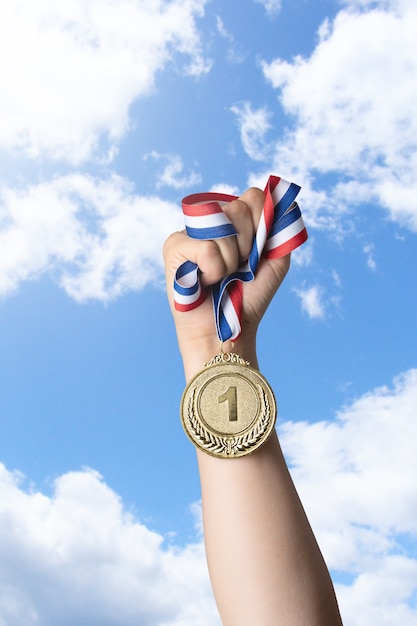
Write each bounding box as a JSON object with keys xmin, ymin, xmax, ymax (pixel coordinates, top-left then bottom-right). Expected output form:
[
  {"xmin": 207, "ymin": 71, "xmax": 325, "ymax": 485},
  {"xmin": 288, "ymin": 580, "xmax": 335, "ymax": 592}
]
[{"xmin": 180, "ymin": 353, "xmax": 276, "ymax": 458}]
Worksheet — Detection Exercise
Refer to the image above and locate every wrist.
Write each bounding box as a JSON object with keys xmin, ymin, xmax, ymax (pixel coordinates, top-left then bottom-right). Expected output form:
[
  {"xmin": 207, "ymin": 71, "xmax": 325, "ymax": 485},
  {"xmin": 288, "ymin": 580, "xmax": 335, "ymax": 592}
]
[{"xmin": 180, "ymin": 334, "xmax": 259, "ymax": 383}]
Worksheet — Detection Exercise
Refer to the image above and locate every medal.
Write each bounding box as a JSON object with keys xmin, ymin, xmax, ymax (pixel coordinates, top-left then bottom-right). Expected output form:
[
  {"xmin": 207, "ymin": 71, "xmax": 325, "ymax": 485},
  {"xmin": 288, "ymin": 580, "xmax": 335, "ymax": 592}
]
[{"xmin": 180, "ymin": 352, "xmax": 276, "ymax": 458}]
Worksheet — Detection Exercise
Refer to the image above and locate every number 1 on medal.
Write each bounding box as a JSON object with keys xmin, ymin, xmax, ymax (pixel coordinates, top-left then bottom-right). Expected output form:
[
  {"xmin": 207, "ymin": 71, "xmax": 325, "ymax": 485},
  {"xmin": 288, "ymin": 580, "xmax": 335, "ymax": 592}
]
[{"xmin": 218, "ymin": 386, "xmax": 238, "ymax": 422}]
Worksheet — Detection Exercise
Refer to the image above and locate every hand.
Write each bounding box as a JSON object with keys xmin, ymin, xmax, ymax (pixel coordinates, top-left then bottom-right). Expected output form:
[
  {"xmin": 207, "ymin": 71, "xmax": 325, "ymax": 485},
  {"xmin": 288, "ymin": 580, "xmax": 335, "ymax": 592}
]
[{"xmin": 163, "ymin": 187, "xmax": 290, "ymax": 379}]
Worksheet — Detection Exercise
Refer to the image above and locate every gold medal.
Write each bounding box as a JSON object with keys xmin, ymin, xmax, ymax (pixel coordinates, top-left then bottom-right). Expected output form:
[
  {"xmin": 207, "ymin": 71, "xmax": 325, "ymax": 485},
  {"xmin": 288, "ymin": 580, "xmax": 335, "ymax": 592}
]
[{"xmin": 180, "ymin": 353, "xmax": 276, "ymax": 458}]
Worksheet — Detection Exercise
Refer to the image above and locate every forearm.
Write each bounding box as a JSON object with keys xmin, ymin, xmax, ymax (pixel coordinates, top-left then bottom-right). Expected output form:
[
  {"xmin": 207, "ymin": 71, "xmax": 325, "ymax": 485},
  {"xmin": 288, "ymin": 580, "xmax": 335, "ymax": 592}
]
[
  {"xmin": 198, "ymin": 434, "xmax": 342, "ymax": 626},
  {"xmin": 184, "ymin": 342, "xmax": 343, "ymax": 626}
]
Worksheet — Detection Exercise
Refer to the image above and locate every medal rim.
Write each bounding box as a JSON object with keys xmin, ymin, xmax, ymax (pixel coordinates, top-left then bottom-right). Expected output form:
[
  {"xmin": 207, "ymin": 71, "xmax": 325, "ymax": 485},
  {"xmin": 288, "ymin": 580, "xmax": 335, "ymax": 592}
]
[{"xmin": 180, "ymin": 358, "xmax": 277, "ymax": 458}]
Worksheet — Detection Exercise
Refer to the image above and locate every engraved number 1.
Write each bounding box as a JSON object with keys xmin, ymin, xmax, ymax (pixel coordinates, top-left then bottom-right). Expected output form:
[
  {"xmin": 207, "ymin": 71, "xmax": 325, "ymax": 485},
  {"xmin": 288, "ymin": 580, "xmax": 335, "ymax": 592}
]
[{"xmin": 218, "ymin": 386, "xmax": 238, "ymax": 422}]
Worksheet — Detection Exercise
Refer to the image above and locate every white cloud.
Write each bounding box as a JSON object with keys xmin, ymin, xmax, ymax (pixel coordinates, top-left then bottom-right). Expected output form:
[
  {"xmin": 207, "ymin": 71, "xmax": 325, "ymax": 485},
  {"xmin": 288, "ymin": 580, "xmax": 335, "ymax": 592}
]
[
  {"xmin": 258, "ymin": 0, "xmax": 417, "ymax": 232},
  {"xmin": 230, "ymin": 103, "xmax": 272, "ymax": 161},
  {"xmin": 0, "ymin": 0, "xmax": 209, "ymax": 163},
  {"xmin": 291, "ymin": 238, "xmax": 314, "ymax": 267},
  {"xmin": 2, "ymin": 368, "xmax": 417, "ymax": 624},
  {"xmin": 293, "ymin": 284, "xmax": 326, "ymax": 318},
  {"xmin": 209, "ymin": 183, "xmax": 240, "ymax": 196},
  {"xmin": 215, "ymin": 16, "xmax": 244, "ymax": 64},
  {"xmin": 363, "ymin": 243, "xmax": 377, "ymax": 270},
  {"xmin": 341, "ymin": 0, "xmax": 394, "ymax": 9},
  {"xmin": 145, "ymin": 152, "xmax": 202, "ymax": 190},
  {"xmin": 279, "ymin": 368, "xmax": 417, "ymax": 625},
  {"xmin": 0, "ymin": 465, "xmax": 219, "ymax": 626},
  {"xmin": 254, "ymin": 0, "xmax": 282, "ymax": 16},
  {"xmin": 216, "ymin": 16, "xmax": 233, "ymax": 42},
  {"xmin": 0, "ymin": 174, "xmax": 184, "ymax": 301}
]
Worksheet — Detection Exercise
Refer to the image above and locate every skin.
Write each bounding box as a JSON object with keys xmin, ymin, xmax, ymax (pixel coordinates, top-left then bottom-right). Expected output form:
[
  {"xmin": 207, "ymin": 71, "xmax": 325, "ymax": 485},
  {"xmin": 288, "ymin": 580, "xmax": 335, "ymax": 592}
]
[{"xmin": 164, "ymin": 187, "xmax": 343, "ymax": 626}]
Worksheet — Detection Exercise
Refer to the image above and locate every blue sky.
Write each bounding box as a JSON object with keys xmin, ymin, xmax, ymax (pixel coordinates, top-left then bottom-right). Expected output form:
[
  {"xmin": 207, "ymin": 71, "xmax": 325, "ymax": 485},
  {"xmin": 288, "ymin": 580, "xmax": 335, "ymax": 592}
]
[{"xmin": 0, "ymin": 0, "xmax": 416, "ymax": 624}]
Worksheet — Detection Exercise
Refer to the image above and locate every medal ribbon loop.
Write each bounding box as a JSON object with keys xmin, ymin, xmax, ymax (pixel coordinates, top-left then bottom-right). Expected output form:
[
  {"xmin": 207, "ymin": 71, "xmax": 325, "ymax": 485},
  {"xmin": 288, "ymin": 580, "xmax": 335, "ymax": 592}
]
[{"xmin": 173, "ymin": 175, "xmax": 308, "ymax": 341}]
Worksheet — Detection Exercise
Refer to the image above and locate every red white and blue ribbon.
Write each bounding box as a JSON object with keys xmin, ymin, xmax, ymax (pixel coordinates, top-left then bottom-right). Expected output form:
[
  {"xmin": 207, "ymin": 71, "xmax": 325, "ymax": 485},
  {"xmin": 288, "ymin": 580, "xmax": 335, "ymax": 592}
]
[{"xmin": 174, "ymin": 175, "xmax": 308, "ymax": 342}]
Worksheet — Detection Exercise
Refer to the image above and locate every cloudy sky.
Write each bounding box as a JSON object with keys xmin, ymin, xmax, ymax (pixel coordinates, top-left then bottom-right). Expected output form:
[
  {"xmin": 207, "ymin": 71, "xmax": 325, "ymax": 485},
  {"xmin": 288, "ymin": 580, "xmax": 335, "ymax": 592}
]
[{"xmin": 0, "ymin": 0, "xmax": 416, "ymax": 624}]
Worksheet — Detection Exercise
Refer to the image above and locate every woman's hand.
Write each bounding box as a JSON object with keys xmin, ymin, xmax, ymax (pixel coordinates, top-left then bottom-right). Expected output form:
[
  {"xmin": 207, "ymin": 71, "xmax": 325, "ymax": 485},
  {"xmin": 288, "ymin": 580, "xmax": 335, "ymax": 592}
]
[{"xmin": 163, "ymin": 186, "xmax": 290, "ymax": 379}]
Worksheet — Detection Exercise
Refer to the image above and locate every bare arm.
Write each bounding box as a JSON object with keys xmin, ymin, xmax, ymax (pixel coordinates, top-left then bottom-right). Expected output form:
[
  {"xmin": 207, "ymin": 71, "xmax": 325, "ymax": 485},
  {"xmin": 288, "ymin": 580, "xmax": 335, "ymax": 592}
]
[{"xmin": 164, "ymin": 187, "xmax": 343, "ymax": 626}]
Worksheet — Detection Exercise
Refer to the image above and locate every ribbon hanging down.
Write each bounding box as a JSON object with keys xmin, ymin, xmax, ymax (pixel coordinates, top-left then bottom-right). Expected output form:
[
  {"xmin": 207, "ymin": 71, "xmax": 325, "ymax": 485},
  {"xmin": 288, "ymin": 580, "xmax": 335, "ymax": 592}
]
[{"xmin": 173, "ymin": 175, "xmax": 308, "ymax": 342}]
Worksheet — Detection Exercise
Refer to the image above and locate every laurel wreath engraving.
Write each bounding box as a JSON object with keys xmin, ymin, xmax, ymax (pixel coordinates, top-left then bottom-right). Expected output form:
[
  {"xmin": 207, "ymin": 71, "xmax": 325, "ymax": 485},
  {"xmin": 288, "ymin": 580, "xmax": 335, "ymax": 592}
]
[{"xmin": 186, "ymin": 386, "xmax": 272, "ymax": 457}]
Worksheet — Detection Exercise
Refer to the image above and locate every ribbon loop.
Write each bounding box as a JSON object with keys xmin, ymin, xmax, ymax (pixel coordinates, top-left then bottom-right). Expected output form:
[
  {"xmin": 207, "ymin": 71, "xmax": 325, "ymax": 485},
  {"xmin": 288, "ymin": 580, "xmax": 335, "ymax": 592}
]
[{"xmin": 174, "ymin": 175, "xmax": 308, "ymax": 341}]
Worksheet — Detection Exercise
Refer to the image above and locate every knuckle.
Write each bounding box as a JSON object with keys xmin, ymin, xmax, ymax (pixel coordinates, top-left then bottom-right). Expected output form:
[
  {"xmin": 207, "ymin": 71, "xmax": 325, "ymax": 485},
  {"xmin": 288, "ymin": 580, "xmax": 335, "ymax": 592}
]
[
  {"xmin": 241, "ymin": 186, "xmax": 264, "ymax": 206},
  {"xmin": 224, "ymin": 199, "xmax": 248, "ymax": 219},
  {"xmin": 200, "ymin": 239, "xmax": 220, "ymax": 260},
  {"xmin": 200, "ymin": 239, "xmax": 222, "ymax": 265},
  {"xmin": 199, "ymin": 240, "xmax": 226, "ymax": 283}
]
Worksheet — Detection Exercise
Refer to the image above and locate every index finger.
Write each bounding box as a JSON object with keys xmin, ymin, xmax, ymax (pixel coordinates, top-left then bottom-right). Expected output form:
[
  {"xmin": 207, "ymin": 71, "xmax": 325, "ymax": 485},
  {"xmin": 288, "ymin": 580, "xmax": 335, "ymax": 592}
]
[{"xmin": 221, "ymin": 187, "xmax": 265, "ymax": 263}]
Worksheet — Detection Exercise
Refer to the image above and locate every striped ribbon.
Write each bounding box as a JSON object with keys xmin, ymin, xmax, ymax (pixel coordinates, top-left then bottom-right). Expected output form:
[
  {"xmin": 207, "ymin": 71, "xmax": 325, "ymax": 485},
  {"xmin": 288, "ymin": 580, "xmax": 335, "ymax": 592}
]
[{"xmin": 173, "ymin": 175, "xmax": 308, "ymax": 342}]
